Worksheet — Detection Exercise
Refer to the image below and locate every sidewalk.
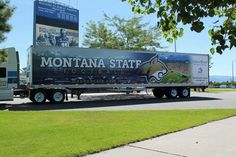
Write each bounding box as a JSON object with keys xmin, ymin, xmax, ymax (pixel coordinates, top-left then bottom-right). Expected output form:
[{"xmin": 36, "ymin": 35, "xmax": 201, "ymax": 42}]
[{"xmin": 86, "ymin": 116, "xmax": 236, "ymax": 157}]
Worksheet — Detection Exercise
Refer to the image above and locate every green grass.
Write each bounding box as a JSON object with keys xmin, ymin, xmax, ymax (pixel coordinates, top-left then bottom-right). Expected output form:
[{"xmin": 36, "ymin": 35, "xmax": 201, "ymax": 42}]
[
  {"xmin": 1, "ymin": 110, "xmax": 236, "ymax": 157},
  {"xmin": 160, "ymin": 71, "xmax": 189, "ymax": 83},
  {"xmin": 205, "ymin": 88, "xmax": 236, "ymax": 93}
]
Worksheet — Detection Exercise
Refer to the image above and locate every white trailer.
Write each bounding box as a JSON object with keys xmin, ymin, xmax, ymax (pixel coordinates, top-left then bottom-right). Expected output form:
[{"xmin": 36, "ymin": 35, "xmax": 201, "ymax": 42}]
[{"xmin": 0, "ymin": 48, "xmax": 19, "ymax": 101}]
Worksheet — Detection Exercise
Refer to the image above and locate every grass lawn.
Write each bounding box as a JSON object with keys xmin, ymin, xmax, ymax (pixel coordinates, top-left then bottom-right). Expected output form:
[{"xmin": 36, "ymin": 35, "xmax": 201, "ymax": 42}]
[
  {"xmin": 205, "ymin": 88, "xmax": 236, "ymax": 93},
  {"xmin": 1, "ymin": 110, "xmax": 236, "ymax": 157},
  {"xmin": 160, "ymin": 72, "xmax": 189, "ymax": 84}
]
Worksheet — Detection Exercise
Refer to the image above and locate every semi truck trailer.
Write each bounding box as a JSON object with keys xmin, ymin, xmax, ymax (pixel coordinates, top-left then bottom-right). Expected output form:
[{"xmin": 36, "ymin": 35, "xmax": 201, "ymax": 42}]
[{"xmin": 0, "ymin": 46, "xmax": 209, "ymax": 103}]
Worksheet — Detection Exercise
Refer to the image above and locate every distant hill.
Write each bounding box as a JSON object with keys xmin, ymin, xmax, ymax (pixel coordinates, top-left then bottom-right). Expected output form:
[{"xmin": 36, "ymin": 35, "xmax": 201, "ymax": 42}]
[{"xmin": 210, "ymin": 75, "xmax": 233, "ymax": 82}]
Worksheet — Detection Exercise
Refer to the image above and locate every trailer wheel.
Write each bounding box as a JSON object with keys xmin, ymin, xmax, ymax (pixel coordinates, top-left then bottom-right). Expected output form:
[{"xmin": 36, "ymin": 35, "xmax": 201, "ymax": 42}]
[
  {"xmin": 166, "ymin": 88, "xmax": 178, "ymax": 98},
  {"xmin": 49, "ymin": 90, "xmax": 65, "ymax": 103},
  {"xmin": 179, "ymin": 88, "xmax": 190, "ymax": 98},
  {"xmin": 30, "ymin": 90, "xmax": 46, "ymax": 104},
  {"xmin": 153, "ymin": 88, "xmax": 164, "ymax": 98}
]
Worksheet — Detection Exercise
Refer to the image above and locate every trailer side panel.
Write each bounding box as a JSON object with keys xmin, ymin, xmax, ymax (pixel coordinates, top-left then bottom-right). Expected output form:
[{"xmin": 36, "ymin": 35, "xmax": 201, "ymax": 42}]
[{"xmin": 29, "ymin": 46, "xmax": 209, "ymax": 88}]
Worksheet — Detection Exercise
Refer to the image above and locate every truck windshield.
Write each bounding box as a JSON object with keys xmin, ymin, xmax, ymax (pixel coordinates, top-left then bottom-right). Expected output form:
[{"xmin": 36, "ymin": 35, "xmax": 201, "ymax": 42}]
[{"xmin": 0, "ymin": 68, "xmax": 6, "ymax": 78}]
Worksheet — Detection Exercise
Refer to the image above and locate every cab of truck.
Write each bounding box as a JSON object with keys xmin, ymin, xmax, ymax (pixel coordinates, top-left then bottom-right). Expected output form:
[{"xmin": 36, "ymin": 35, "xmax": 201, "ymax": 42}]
[{"xmin": 0, "ymin": 48, "xmax": 19, "ymax": 101}]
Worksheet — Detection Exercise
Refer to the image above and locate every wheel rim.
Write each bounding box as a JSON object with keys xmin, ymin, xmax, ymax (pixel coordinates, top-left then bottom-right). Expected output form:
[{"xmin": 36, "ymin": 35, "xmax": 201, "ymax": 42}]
[
  {"xmin": 171, "ymin": 89, "xmax": 178, "ymax": 97},
  {"xmin": 182, "ymin": 89, "xmax": 189, "ymax": 97},
  {"xmin": 34, "ymin": 92, "xmax": 45, "ymax": 103},
  {"xmin": 53, "ymin": 91, "xmax": 63, "ymax": 102}
]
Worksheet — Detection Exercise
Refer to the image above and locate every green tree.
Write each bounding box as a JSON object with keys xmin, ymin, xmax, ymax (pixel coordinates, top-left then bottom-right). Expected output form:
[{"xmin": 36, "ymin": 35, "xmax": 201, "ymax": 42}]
[
  {"xmin": 0, "ymin": 49, "xmax": 8, "ymax": 62},
  {"xmin": 122, "ymin": 0, "xmax": 236, "ymax": 54},
  {"xmin": 83, "ymin": 14, "xmax": 162, "ymax": 51},
  {"xmin": 0, "ymin": 0, "xmax": 14, "ymax": 43},
  {"xmin": 83, "ymin": 21, "xmax": 121, "ymax": 49}
]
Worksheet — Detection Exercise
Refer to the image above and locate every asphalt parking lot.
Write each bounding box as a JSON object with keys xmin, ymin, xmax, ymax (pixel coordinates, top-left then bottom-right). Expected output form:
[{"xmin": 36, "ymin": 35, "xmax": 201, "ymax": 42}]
[{"xmin": 0, "ymin": 91, "xmax": 236, "ymax": 111}]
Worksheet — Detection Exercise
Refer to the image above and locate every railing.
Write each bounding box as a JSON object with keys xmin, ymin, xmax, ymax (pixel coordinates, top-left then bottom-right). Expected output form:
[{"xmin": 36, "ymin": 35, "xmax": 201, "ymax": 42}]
[{"xmin": 35, "ymin": 0, "xmax": 77, "ymax": 9}]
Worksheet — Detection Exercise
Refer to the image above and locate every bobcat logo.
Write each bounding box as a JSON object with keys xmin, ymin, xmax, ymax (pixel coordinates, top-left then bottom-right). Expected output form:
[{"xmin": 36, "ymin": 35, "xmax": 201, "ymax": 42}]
[{"xmin": 139, "ymin": 54, "xmax": 168, "ymax": 83}]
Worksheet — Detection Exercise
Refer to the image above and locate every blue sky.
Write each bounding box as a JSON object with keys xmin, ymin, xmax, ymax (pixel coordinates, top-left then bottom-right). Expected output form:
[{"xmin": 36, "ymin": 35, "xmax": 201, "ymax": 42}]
[{"xmin": 1, "ymin": 0, "xmax": 236, "ymax": 77}]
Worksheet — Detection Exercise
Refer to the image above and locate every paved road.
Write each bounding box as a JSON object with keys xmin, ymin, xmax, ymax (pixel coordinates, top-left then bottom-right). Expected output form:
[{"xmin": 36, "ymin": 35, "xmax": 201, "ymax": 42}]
[
  {"xmin": 86, "ymin": 116, "xmax": 236, "ymax": 157},
  {"xmin": 0, "ymin": 91, "xmax": 236, "ymax": 111}
]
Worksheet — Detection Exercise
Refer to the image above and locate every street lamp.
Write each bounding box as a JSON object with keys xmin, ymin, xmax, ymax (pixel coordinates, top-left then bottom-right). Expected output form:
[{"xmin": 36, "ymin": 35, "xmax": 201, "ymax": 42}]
[
  {"xmin": 232, "ymin": 60, "xmax": 236, "ymax": 83},
  {"xmin": 174, "ymin": 40, "xmax": 177, "ymax": 53}
]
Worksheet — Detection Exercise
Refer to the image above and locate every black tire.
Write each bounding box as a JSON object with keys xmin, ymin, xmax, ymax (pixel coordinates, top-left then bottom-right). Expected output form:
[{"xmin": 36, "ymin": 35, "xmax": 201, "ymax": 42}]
[
  {"xmin": 166, "ymin": 88, "xmax": 178, "ymax": 98},
  {"xmin": 30, "ymin": 89, "xmax": 47, "ymax": 104},
  {"xmin": 179, "ymin": 88, "xmax": 190, "ymax": 98},
  {"xmin": 49, "ymin": 90, "xmax": 65, "ymax": 103},
  {"xmin": 153, "ymin": 88, "xmax": 164, "ymax": 98}
]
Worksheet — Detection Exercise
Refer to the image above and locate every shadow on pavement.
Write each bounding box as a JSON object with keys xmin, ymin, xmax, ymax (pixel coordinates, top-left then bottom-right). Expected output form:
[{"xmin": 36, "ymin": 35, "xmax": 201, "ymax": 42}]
[{"xmin": 0, "ymin": 95, "xmax": 221, "ymax": 111}]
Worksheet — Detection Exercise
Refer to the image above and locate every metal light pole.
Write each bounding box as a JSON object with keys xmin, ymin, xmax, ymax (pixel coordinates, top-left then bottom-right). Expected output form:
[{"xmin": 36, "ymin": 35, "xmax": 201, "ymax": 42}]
[
  {"xmin": 232, "ymin": 61, "xmax": 236, "ymax": 83},
  {"xmin": 174, "ymin": 40, "xmax": 176, "ymax": 53}
]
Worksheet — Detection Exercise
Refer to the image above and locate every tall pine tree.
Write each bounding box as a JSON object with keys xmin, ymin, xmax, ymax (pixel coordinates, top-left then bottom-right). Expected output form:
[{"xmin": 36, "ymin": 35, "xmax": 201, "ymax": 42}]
[{"xmin": 0, "ymin": 0, "xmax": 14, "ymax": 43}]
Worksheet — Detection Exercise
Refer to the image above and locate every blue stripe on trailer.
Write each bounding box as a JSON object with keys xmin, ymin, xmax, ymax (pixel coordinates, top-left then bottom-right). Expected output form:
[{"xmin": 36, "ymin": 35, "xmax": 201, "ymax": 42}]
[{"xmin": 8, "ymin": 71, "xmax": 17, "ymax": 77}]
